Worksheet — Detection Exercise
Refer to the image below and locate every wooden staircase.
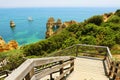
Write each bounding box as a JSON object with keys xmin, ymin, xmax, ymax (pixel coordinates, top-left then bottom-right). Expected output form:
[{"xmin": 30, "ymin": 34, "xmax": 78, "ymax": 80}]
[{"xmin": 5, "ymin": 44, "xmax": 120, "ymax": 80}]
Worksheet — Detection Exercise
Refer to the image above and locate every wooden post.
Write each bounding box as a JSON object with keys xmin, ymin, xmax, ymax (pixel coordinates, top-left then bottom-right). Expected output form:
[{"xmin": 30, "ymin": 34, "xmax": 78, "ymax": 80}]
[
  {"xmin": 25, "ymin": 68, "xmax": 35, "ymax": 80},
  {"xmin": 70, "ymin": 58, "xmax": 74, "ymax": 73},
  {"xmin": 29, "ymin": 68, "xmax": 35, "ymax": 78},
  {"xmin": 108, "ymin": 62, "xmax": 114, "ymax": 77},
  {"xmin": 59, "ymin": 60, "xmax": 63, "ymax": 80},
  {"xmin": 59, "ymin": 60, "xmax": 63, "ymax": 75},
  {"xmin": 50, "ymin": 73, "xmax": 54, "ymax": 80},
  {"xmin": 113, "ymin": 63, "xmax": 119, "ymax": 80},
  {"xmin": 50, "ymin": 65, "xmax": 54, "ymax": 80},
  {"xmin": 25, "ymin": 73, "xmax": 30, "ymax": 80}
]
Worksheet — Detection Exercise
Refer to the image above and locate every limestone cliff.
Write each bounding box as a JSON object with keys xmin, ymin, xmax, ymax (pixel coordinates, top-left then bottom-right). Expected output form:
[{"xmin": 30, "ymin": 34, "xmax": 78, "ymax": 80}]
[
  {"xmin": 0, "ymin": 36, "xmax": 18, "ymax": 52},
  {"xmin": 46, "ymin": 17, "xmax": 78, "ymax": 38}
]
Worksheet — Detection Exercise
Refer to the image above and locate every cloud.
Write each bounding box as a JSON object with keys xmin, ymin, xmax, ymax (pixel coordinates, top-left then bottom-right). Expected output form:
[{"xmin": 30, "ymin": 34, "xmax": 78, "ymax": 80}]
[{"xmin": 0, "ymin": 0, "xmax": 120, "ymax": 8}]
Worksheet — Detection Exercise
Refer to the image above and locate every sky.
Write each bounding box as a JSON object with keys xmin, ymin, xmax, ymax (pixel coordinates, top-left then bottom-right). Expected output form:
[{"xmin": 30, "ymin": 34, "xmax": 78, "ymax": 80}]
[{"xmin": 0, "ymin": 0, "xmax": 120, "ymax": 8}]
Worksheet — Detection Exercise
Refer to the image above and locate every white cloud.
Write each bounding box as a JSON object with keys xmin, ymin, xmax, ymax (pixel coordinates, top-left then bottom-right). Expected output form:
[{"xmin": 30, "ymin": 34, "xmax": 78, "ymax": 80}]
[{"xmin": 0, "ymin": 0, "xmax": 120, "ymax": 8}]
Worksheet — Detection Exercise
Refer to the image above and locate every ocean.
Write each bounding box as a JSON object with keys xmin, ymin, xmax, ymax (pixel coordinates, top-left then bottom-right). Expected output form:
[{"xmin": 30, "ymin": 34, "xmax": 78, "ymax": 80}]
[{"xmin": 0, "ymin": 7, "xmax": 118, "ymax": 45}]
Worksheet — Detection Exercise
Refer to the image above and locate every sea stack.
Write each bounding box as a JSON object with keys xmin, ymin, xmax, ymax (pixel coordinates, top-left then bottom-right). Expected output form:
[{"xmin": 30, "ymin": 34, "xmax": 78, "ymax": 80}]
[
  {"xmin": 46, "ymin": 17, "xmax": 55, "ymax": 38},
  {"xmin": 46, "ymin": 17, "xmax": 78, "ymax": 38},
  {"xmin": 10, "ymin": 20, "xmax": 16, "ymax": 27}
]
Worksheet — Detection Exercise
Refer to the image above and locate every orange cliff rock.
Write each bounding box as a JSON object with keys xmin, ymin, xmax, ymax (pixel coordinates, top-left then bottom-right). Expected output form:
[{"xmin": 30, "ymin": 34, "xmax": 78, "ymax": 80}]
[
  {"xmin": 0, "ymin": 36, "xmax": 18, "ymax": 52},
  {"xmin": 46, "ymin": 17, "xmax": 78, "ymax": 38}
]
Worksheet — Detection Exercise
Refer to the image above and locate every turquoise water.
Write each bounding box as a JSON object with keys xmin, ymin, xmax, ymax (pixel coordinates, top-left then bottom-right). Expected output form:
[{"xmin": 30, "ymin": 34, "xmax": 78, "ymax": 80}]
[{"xmin": 0, "ymin": 7, "xmax": 118, "ymax": 45}]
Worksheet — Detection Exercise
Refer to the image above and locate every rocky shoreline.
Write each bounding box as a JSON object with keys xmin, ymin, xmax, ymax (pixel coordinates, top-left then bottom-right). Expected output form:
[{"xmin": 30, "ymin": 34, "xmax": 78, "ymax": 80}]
[{"xmin": 0, "ymin": 36, "xmax": 18, "ymax": 52}]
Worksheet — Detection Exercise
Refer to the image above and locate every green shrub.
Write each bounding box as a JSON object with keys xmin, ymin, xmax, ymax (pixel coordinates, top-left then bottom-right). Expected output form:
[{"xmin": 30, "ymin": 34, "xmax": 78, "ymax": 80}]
[
  {"xmin": 66, "ymin": 24, "xmax": 79, "ymax": 33},
  {"xmin": 62, "ymin": 37, "xmax": 79, "ymax": 49},
  {"xmin": 80, "ymin": 36, "xmax": 97, "ymax": 45},
  {"xmin": 85, "ymin": 15, "xmax": 103, "ymax": 25},
  {"xmin": 107, "ymin": 15, "xmax": 120, "ymax": 23},
  {"xmin": 82, "ymin": 23, "xmax": 99, "ymax": 36},
  {"xmin": 115, "ymin": 9, "xmax": 120, "ymax": 17}
]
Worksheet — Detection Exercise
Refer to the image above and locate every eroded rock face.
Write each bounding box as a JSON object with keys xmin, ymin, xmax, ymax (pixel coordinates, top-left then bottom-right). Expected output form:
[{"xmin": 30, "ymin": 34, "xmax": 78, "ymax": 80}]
[
  {"xmin": 46, "ymin": 17, "xmax": 55, "ymax": 38},
  {"xmin": 62, "ymin": 20, "xmax": 77, "ymax": 28},
  {"xmin": 10, "ymin": 20, "xmax": 16, "ymax": 27},
  {"xmin": 0, "ymin": 36, "xmax": 18, "ymax": 52},
  {"xmin": 46, "ymin": 17, "xmax": 78, "ymax": 38},
  {"xmin": 103, "ymin": 12, "xmax": 114, "ymax": 22},
  {"xmin": 8, "ymin": 40, "xmax": 18, "ymax": 50},
  {"xmin": 0, "ymin": 36, "xmax": 6, "ymax": 52}
]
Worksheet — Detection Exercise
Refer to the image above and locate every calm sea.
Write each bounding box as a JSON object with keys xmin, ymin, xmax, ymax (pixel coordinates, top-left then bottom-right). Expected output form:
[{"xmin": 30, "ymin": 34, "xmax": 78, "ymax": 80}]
[{"xmin": 0, "ymin": 7, "xmax": 118, "ymax": 45}]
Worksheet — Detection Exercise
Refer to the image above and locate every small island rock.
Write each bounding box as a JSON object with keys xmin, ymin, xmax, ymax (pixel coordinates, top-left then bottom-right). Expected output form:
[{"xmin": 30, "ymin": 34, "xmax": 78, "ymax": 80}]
[{"xmin": 10, "ymin": 20, "xmax": 16, "ymax": 27}]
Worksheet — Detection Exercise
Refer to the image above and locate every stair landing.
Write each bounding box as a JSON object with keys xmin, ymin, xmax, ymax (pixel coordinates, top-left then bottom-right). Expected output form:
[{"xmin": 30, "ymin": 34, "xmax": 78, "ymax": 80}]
[{"xmin": 67, "ymin": 57, "xmax": 109, "ymax": 80}]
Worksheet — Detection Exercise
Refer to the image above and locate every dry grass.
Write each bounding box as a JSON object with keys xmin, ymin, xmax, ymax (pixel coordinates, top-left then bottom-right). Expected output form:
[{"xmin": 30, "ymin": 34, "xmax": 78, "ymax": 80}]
[{"xmin": 113, "ymin": 54, "xmax": 120, "ymax": 61}]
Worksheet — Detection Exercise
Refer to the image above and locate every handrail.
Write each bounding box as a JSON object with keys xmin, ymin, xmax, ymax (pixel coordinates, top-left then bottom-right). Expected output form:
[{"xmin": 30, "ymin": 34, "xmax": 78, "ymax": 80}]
[
  {"xmin": 5, "ymin": 56, "xmax": 75, "ymax": 80},
  {"xmin": 76, "ymin": 44, "xmax": 107, "ymax": 48},
  {"xmin": 106, "ymin": 47, "xmax": 112, "ymax": 59},
  {"xmin": 5, "ymin": 44, "xmax": 120, "ymax": 80}
]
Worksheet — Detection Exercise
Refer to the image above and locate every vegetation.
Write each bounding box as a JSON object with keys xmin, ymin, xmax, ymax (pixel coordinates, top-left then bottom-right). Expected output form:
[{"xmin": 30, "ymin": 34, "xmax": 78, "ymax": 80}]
[
  {"xmin": 0, "ymin": 9, "xmax": 120, "ymax": 72},
  {"xmin": 85, "ymin": 15, "xmax": 103, "ymax": 26},
  {"xmin": 0, "ymin": 50, "xmax": 25, "ymax": 71},
  {"xmin": 22, "ymin": 9, "xmax": 120, "ymax": 56}
]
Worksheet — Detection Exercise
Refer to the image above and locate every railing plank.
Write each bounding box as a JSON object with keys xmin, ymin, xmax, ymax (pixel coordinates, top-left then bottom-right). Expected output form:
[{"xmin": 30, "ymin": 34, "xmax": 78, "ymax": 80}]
[
  {"xmin": 32, "ymin": 60, "xmax": 74, "ymax": 80},
  {"xmin": 55, "ymin": 66, "xmax": 74, "ymax": 80},
  {"xmin": 32, "ymin": 56, "xmax": 72, "ymax": 66},
  {"xmin": 5, "ymin": 59, "xmax": 34, "ymax": 80},
  {"xmin": 5, "ymin": 56, "xmax": 73, "ymax": 80}
]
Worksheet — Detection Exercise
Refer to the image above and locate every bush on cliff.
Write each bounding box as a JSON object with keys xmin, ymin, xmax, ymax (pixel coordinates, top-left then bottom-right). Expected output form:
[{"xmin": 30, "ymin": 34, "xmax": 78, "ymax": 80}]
[
  {"xmin": 115, "ymin": 9, "xmax": 120, "ymax": 17},
  {"xmin": 23, "ymin": 30, "xmax": 71, "ymax": 56},
  {"xmin": 85, "ymin": 15, "xmax": 103, "ymax": 26},
  {"xmin": 107, "ymin": 15, "xmax": 120, "ymax": 23}
]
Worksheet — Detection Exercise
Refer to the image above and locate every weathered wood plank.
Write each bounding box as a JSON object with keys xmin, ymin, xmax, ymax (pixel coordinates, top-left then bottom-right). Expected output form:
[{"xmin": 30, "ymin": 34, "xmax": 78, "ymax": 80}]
[
  {"xmin": 32, "ymin": 60, "xmax": 74, "ymax": 79},
  {"xmin": 5, "ymin": 59, "xmax": 34, "ymax": 80},
  {"xmin": 55, "ymin": 66, "xmax": 74, "ymax": 80},
  {"xmin": 32, "ymin": 56, "xmax": 73, "ymax": 67},
  {"xmin": 5, "ymin": 56, "xmax": 74, "ymax": 80}
]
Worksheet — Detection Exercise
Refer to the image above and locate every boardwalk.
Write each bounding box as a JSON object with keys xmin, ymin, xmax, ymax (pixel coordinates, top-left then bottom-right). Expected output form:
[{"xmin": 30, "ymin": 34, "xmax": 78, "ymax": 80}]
[{"xmin": 67, "ymin": 57, "xmax": 109, "ymax": 80}]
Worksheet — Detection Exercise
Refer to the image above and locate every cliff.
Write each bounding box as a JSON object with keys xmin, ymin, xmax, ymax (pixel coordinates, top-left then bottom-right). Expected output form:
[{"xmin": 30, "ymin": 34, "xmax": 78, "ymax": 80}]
[
  {"xmin": 0, "ymin": 36, "xmax": 18, "ymax": 52},
  {"xmin": 46, "ymin": 17, "xmax": 78, "ymax": 38}
]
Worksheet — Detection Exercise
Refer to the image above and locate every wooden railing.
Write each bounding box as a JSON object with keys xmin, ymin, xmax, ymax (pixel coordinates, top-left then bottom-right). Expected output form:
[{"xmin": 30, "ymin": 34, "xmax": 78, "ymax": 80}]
[
  {"xmin": 49, "ymin": 44, "xmax": 120, "ymax": 79},
  {"xmin": 104, "ymin": 49, "xmax": 120, "ymax": 80},
  {"xmin": 5, "ymin": 44, "xmax": 120, "ymax": 80},
  {"xmin": 5, "ymin": 56, "xmax": 75, "ymax": 80}
]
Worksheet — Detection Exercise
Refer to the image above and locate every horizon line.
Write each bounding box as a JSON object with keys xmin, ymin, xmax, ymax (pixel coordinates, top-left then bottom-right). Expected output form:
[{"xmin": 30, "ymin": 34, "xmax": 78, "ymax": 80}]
[{"xmin": 0, "ymin": 6, "xmax": 119, "ymax": 9}]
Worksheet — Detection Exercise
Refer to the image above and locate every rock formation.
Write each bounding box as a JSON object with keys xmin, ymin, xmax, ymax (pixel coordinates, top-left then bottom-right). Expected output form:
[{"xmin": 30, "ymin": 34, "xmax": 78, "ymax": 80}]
[
  {"xmin": 62, "ymin": 20, "xmax": 78, "ymax": 28},
  {"xmin": 46, "ymin": 17, "xmax": 55, "ymax": 38},
  {"xmin": 8, "ymin": 40, "xmax": 18, "ymax": 50},
  {"xmin": 46, "ymin": 17, "xmax": 78, "ymax": 38},
  {"xmin": 103, "ymin": 12, "xmax": 114, "ymax": 22},
  {"xmin": 10, "ymin": 20, "xmax": 16, "ymax": 27},
  {"xmin": 0, "ymin": 36, "xmax": 18, "ymax": 52}
]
